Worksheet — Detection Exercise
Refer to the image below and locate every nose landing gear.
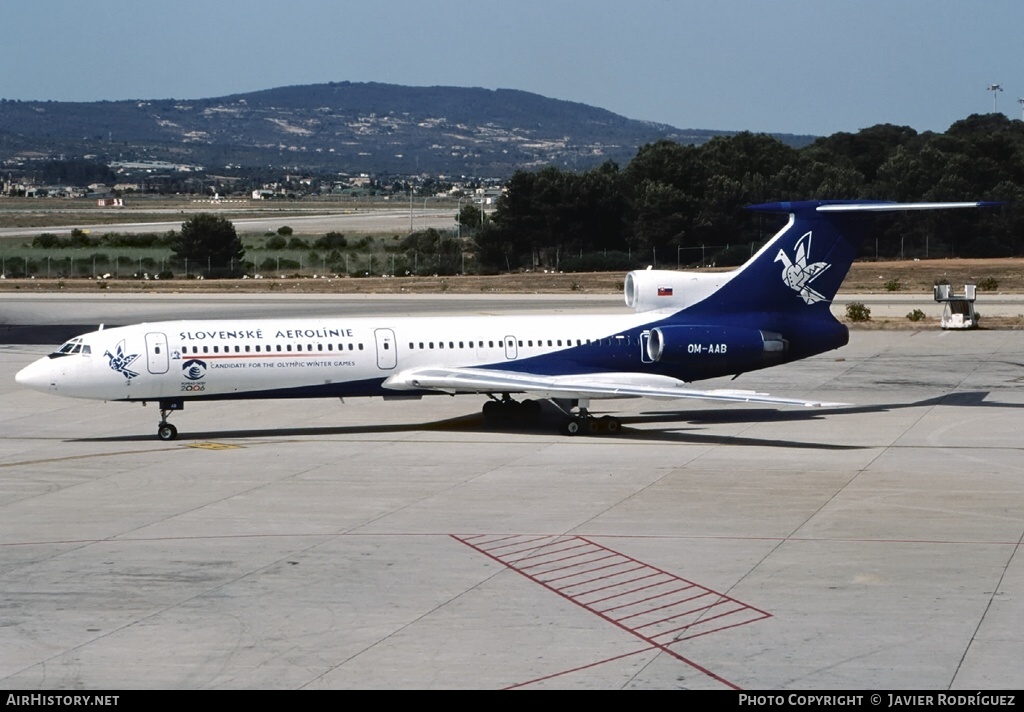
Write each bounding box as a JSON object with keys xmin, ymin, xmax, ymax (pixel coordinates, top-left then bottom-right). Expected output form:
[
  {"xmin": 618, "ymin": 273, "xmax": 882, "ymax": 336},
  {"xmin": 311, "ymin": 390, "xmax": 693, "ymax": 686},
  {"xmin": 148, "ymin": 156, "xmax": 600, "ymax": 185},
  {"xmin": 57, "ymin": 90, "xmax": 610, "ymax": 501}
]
[
  {"xmin": 156, "ymin": 399, "xmax": 183, "ymax": 441},
  {"xmin": 157, "ymin": 421, "xmax": 178, "ymax": 441}
]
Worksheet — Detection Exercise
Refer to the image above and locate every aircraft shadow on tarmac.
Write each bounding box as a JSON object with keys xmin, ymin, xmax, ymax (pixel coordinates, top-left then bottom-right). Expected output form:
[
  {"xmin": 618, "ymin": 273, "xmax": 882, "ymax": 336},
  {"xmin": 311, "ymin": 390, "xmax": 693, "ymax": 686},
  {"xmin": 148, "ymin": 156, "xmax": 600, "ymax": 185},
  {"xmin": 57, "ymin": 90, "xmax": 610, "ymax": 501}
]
[
  {"xmin": 639, "ymin": 390, "xmax": 1015, "ymax": 424},
  {"xmin": 73, "ymin": 391, "xmax": 1017, "ymax": 450}
]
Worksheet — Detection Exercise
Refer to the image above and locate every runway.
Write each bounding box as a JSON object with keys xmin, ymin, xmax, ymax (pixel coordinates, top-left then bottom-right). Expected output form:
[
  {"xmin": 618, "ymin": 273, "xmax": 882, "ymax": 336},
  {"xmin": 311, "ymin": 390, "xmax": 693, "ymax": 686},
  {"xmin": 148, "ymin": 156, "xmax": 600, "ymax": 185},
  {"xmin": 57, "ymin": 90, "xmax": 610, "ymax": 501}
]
[
  {"xmin": 0, "ymin": 207, "xmax": 457, "ymax": 239},
  {"xmin": 1, "ymin": 299, "xmax": 1022, "ymax": 689}
]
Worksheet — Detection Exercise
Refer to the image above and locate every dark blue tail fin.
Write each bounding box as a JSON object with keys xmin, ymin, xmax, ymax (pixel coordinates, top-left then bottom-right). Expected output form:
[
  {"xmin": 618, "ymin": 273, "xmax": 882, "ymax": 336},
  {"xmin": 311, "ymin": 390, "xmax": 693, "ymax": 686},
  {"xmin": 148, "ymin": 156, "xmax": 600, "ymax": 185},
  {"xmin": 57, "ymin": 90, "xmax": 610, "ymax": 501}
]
[{"xmin": 684, "ymin": 200, "xmax": 999, "ymax": 318}]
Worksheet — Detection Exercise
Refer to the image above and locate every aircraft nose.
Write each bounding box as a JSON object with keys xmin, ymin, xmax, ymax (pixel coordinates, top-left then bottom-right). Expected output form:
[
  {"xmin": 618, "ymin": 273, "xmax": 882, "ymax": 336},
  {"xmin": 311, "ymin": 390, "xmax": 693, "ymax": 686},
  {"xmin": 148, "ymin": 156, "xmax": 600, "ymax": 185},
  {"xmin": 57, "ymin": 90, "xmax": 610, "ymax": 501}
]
[{"xmin": 15, "ymin": 358, "xmax": 54, "ymax": 393}]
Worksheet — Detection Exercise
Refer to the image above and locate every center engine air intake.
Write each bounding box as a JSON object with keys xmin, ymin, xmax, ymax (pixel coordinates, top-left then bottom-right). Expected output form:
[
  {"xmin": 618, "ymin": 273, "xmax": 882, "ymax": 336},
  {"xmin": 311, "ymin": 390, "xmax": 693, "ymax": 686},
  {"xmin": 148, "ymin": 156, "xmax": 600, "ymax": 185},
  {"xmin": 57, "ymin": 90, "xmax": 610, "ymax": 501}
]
[{"xmin": 624, "ymin": 269, "xmax": 732, "ymax": 313}]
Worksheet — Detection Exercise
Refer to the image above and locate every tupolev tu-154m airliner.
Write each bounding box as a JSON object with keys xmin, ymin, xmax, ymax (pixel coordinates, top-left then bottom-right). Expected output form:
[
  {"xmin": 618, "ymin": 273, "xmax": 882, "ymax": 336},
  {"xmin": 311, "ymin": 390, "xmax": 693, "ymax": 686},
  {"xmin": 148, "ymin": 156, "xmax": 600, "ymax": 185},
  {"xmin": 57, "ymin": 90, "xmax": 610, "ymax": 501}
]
[{"xmin": 16, "ymin": 200, "xmax": 999, "ymax": 440}]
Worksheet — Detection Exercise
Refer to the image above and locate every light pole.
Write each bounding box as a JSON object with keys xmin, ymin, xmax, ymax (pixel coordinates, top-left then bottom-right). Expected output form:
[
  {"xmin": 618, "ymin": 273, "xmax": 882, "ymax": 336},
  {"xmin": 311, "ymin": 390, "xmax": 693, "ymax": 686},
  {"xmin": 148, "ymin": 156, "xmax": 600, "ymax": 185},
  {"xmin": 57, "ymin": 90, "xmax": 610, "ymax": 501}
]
[
  {"xmin": 457, "ymin": 195, "xmax": 469, "ymax": 241},
  {"xmin": 422, "ymin": 195, "xmax": 440, "ymax": 224},
  {"xmin": 988, "ymin": 84, "xmax": 1003, "ymax": 113},
  {"xmin": 1018, "ymin": 97, "xmax": 1024, "ymax": 121},
  {"xmin": 416, "ymin": 195, "xmax": 442, "ymax": 240}
]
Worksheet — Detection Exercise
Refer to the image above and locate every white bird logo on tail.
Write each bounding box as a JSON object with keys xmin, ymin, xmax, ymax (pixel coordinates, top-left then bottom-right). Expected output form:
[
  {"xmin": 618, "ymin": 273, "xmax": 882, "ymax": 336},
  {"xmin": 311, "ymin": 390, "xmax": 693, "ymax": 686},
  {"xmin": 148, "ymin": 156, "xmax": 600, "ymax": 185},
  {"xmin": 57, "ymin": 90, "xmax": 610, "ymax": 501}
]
[{"xmin": 775, "ymin": 231, "xmax": 831, "ymax": 305}]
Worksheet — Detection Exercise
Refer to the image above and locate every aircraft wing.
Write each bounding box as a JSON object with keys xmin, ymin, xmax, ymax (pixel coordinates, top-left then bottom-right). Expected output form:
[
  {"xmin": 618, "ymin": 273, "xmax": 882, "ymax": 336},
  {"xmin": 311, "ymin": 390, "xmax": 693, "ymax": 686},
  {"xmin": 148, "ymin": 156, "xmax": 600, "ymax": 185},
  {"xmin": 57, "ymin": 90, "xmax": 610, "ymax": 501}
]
[{"xmin": 381, "ymin": 367, "xmax": 847, "ymax": 407}]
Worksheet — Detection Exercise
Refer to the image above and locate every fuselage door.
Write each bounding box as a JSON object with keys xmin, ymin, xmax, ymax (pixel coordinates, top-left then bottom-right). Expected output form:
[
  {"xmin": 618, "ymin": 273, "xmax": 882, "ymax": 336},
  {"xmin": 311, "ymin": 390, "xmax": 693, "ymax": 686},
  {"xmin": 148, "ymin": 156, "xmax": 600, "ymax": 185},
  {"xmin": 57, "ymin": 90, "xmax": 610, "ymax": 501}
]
[
  {"xmin": 504, "ymin": 335, "xmax": 518, "ymax": 360},
  {"xmin": 145, "ymin": 332, "xmax": 170, "ymax": 374},
  {"xmin": 375, "ymin": 328, "xmax": 397, "ymax": 370},
  {"xmin": 639, "ymin": 330, "xmax": 654, "ymax": 363}
]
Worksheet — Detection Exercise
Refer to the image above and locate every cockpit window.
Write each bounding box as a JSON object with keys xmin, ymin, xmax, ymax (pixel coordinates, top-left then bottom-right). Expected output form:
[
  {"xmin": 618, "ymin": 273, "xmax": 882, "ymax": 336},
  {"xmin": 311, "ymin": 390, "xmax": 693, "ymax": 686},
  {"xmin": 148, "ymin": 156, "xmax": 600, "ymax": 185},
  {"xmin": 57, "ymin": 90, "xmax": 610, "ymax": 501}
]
[{"xmin": 49, "ymin": 337, "xmax": 88, "ymax": 358}]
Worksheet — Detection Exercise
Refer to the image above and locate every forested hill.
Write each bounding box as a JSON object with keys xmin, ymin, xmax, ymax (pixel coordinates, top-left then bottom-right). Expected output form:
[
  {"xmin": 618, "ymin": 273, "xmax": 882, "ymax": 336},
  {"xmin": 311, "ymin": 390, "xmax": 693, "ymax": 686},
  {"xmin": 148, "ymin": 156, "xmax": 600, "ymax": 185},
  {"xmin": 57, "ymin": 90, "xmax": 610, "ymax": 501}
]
[{"xmin": 0, "ymin": 81, "xmax": 814, "ymax": 175}]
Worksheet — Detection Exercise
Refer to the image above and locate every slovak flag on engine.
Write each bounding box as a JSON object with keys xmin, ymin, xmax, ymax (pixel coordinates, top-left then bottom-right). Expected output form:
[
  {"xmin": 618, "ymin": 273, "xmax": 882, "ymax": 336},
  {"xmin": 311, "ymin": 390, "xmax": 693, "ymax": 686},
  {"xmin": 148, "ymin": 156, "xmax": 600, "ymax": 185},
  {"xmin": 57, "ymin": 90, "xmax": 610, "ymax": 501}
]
[{"xmin": 657, "ymin": 287, "xmax": 673, "ymax": 297}]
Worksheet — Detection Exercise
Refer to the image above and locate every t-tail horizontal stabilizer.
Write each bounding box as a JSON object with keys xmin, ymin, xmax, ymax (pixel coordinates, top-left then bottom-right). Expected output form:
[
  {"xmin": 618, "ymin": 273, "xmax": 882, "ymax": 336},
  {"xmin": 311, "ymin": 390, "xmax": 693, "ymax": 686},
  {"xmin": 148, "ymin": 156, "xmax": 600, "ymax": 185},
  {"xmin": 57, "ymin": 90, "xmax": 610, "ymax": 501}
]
[{"xmin": 747, "ymin": 200, "xmax": 1003, "ymax": 214}]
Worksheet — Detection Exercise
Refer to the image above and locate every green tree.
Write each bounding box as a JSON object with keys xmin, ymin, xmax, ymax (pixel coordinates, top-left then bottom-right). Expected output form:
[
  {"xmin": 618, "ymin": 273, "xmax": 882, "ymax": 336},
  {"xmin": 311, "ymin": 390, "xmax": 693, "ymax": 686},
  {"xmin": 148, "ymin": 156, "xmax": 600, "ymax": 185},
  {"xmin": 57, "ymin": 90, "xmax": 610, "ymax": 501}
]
[
  {"xmin": 314, "ymin": 231, "xmax": 348, "ymax": 249},
  {"xmin": 457, "ymin": 204, "xmax": 483, "ymax": 234},
  {"xmin": 170, "ymin": 214, "xmax": 245, "ymax": 277},
  {"xmin": 620, "ymin": 141, "xmax": 705, "ymax": 257},
  {"xmin": 808, "ymin": 124, "xmax": 919, "ymax": 183}
]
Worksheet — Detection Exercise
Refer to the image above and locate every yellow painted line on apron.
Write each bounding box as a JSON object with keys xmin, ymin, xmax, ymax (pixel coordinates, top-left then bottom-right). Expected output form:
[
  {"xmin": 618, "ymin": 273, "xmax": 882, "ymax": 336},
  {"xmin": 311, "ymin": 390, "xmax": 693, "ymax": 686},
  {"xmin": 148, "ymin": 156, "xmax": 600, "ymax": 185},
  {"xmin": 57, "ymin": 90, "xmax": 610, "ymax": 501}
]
[{"xmin": 185, "ymin": 442, "xmax": 242, "ymax": 450}]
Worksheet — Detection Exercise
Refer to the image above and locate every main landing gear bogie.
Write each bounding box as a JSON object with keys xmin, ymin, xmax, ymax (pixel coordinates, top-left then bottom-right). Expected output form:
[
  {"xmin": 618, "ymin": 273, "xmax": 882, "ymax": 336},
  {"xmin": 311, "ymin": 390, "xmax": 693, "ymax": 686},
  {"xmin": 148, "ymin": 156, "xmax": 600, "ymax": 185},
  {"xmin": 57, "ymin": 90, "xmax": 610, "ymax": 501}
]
[
  {"xmin": 482, "ymin": 395, "xmax": 621, "ymax": 436},
  {"xmin": 559, "ymin": 414, "xmax": 621, "ymax": 437},
  {"xmin": 481, "ymin": 396, "xmax": 542, "ymax": 423}
]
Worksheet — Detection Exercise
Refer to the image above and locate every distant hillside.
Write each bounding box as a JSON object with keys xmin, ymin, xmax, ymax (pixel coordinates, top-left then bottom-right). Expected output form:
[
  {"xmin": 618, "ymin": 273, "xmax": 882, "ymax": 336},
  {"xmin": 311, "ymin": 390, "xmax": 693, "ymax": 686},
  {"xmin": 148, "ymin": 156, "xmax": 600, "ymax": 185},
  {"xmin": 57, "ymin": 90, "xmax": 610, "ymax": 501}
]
[{"xmin": 0, "ymin": 82, "xmax": 815, "ymax": 176}]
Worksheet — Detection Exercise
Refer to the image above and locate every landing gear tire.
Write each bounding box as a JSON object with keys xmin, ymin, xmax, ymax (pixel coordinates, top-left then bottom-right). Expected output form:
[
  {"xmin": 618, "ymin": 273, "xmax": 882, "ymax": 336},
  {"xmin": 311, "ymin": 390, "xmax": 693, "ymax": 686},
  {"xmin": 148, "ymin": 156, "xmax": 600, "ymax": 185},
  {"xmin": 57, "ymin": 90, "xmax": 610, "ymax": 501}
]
[
  {"xmin": 483, "ymin": 396, "xmax": 543, "ymax": 426},
  {"xmin": 600, "ymin": 415, "xmax": 621, "ymax": 434},
  {"xmin": 560, "ymin": 417, "xmax": 582, "ymax": 436},
  {"xmin": 519, "ymin": 399, "xmax": 542, "ymax": 419},
  {"xmin": 157, "ymin": 423, "xmax": 178, "ymax": 441}
]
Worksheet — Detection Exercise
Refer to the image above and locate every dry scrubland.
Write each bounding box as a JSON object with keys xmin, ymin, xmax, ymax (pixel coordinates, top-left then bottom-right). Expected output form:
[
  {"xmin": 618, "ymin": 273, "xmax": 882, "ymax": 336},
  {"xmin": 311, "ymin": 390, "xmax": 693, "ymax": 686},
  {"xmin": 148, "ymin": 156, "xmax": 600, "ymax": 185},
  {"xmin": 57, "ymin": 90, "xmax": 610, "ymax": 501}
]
[
  {"xmin": 1, "ymin": 258, "xmax": 1023, "ymax": 329},
  {"xmin": 0, "ymin": 258, "xmax": 1020, "ymax": 295}
]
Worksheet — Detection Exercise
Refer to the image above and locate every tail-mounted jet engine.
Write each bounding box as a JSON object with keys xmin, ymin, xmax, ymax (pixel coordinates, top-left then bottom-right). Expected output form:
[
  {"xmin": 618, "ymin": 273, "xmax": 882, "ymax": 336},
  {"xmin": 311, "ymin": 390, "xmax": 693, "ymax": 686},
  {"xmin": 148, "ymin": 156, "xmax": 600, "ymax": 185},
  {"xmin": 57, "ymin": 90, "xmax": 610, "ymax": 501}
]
[
  {"xmin": 646, "ymin": 325, "xmax": 787, "ymax": 365},
  {"xmin": 624, "ymin": 269, "xmax": 732, "ymax": 313}
]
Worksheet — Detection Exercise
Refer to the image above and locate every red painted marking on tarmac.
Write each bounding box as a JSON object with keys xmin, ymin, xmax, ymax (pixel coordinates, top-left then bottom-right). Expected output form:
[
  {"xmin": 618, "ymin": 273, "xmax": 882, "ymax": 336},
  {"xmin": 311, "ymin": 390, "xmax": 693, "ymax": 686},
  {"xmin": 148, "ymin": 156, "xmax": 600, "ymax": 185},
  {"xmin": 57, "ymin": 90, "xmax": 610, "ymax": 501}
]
[
  {"xmin": 454, "ymin": 533, "xmax": 773, "ymax": 689},
  {"xmin": 573, "ymin": 567, "xmax": 659, "ymax": 597},
  {"xmin": 502, "ymin": 645, "xmax": 659, "ymax": 690}
]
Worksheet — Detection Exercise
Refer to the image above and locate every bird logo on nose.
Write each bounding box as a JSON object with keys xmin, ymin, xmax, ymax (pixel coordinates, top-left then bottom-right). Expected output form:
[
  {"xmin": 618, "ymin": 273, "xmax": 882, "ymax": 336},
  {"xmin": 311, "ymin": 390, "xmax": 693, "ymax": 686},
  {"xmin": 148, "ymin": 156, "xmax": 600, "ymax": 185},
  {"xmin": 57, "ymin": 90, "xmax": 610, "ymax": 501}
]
[{"xmin": 103, "ymin": 340, "xmax": 140, "ymax": 380}]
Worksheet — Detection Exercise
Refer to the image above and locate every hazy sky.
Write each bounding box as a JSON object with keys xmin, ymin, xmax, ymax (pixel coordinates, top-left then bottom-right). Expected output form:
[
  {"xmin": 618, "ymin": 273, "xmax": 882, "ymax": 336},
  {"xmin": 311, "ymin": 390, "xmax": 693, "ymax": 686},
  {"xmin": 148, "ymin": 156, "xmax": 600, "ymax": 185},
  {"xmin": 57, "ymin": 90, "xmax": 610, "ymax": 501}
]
[{"xmin": 3, "ymin": 0, "xmax": 1022, "ymax": 137}]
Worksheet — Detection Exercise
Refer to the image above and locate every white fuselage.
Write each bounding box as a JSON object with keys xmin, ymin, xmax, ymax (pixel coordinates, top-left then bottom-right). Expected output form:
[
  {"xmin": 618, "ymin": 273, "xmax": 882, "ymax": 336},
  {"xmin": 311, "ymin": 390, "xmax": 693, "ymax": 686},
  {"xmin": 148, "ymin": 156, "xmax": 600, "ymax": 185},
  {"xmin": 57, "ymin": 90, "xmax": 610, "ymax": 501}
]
[{"xmin": 16, "ymin": 311, "xmax": 666, "ymax": 403}]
